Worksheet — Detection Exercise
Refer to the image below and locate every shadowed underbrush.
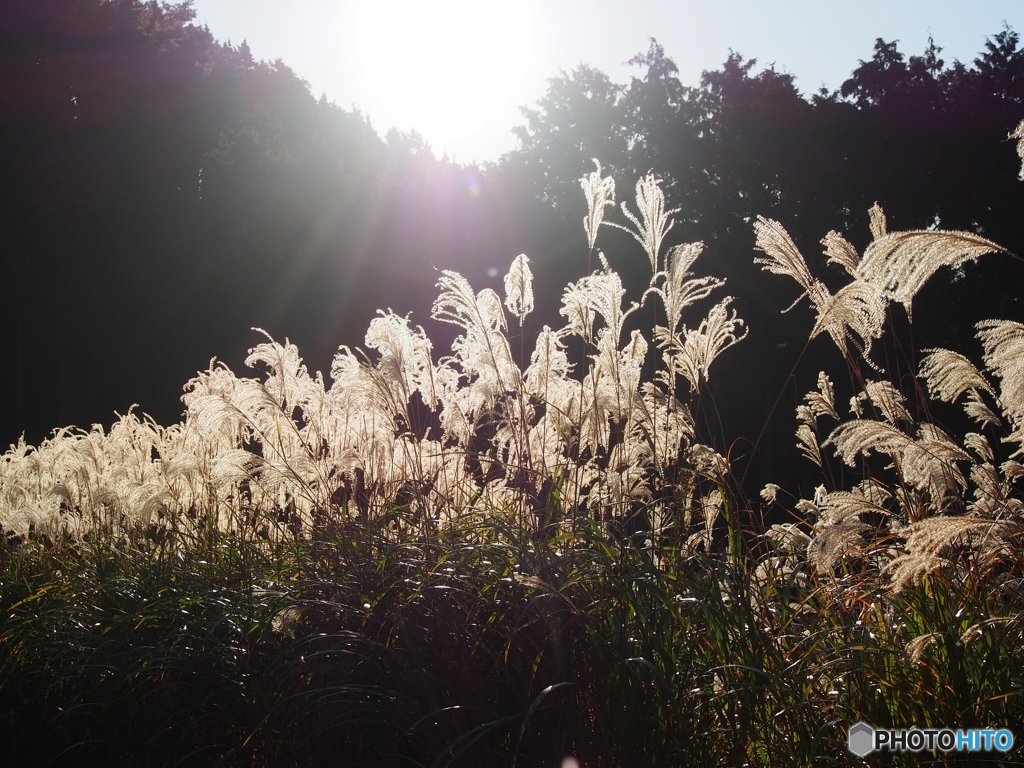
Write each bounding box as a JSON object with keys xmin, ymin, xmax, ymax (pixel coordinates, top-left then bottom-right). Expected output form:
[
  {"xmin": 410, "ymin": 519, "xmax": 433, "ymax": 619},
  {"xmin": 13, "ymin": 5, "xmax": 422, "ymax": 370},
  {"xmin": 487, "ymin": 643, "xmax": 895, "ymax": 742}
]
[{"xmin": 3, "ymin": 511, "xmax": 1021, "ymax": 766}]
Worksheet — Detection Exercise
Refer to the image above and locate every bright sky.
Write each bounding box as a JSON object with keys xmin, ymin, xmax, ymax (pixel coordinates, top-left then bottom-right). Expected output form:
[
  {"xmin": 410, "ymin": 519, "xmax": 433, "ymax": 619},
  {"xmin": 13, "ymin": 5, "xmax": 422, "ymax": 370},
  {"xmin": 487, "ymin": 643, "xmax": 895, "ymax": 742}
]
[{"xmin": 188, "ymin": 0, "xmax": 1022, "ymax": 164}]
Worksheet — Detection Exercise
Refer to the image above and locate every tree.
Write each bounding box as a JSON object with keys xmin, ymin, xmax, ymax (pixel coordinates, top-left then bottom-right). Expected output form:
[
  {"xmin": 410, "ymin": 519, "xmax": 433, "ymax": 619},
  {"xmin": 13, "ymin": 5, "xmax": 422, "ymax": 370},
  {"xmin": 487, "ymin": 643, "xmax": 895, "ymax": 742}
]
[
  {"xmin": 973, "ymin": 24, "xmax": 1024, "ymax": 104},
  {"xmin": 512, "ymin": 65, "xmax": 628, "ymax": 208},
  {"xmin": 840, "ymin": 38, "xmax": 909, "ymax": 107},
  {"xmin": 620, "ymin": 38, "xmax": 687, "ymax": 177}
]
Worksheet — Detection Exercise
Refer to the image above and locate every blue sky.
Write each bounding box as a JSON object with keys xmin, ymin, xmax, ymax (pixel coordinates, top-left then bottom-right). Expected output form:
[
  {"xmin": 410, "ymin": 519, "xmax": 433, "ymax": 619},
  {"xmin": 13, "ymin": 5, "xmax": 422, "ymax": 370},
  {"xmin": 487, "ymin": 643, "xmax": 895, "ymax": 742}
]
[{"xmin": 188, "ymin": 1, "xmax": 1023, "ymax": 163}]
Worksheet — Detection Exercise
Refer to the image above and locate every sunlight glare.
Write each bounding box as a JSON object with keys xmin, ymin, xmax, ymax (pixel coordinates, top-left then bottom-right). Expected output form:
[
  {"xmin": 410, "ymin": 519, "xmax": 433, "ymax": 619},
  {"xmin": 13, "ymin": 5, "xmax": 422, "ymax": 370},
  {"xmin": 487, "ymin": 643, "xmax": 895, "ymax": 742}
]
[{"xmin": 353, "ymin": 0, "xmax": 533, "ymax": 158}]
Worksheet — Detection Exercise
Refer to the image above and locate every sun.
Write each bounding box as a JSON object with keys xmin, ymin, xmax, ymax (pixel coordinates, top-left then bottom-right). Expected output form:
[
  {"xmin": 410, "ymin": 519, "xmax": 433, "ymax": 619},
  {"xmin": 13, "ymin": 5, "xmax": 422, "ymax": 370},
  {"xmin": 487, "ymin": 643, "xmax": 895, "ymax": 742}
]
[{"xmin": 352, "ymin": 0, "xmax": 533, "ymax": 158}]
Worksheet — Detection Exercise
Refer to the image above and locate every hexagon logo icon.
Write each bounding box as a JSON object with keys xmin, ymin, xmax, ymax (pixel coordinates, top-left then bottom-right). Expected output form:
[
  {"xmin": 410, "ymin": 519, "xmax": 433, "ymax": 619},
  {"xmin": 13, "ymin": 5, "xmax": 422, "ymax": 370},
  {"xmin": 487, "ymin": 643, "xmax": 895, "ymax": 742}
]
[{"xmin": 848, "ymin": 722, "xmax": 875, "ymax": 756}]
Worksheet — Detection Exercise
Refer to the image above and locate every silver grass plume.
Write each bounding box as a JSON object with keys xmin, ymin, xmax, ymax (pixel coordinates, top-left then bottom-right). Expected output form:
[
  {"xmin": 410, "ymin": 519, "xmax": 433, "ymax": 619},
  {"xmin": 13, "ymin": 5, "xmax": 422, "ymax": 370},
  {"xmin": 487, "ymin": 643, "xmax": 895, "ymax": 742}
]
[
  {"xmin": 753, "ymin": 216, "xmax": 829, "ymax": 310},
  {"xmin": 559, "ymin": 257, "xmax": 636, "ymax": 346},
  {"xmin": 816, "ymin": 489, "xmax": 892, "ymax": 527},
  {"xmin": 636, "ymin": 383, "xmax": 694, "ymax": 468},
  {"xmin": 904, "ymin": 633, "xmax": 941, "ymax": 664},
  {"xmin": 766, "ymin": 522, "xmax": 812, "ymax": 554},
  {"xmin": 581, "ymin": 159, "xmax": 615, "ymax": 253},
  {"xmin": 960, "ymin": 617, "xmax": 1016, "ymax": 647},
  {"xmin": 245, "ymin": 329, "xmax": 317, "ymax": 416},
  {"xmin": 868, "ymin": 202, "xmax": 887, "ymax": 240},
  {"xmin": 754, "ymin": 216, "xmax": 882, "ymax": 358},
  {"xmin": 644, "ymin": 242, "xmax": 724, "ymax": 334},
  {"xmin": 523, "ymin": 326, "xmax": 576, "ymax": 406},
  {"xmin": 854, "ymin": 225, "xmax": 1006, "ymax": 318},
  {"xmin": 821, "ymin": 230, "xmax": 860, "ymax": 275},
  {"xmin": 964, "ymin": 432, "xmax": 994, "ymax": 463},
  {"xmin": 581, "ymin": 328, "xmax": 647, "ymax": 435},
  {"xmin": 644, "ymin": 240, "xmax": 743, "ymax": 395},
  {"xmin": 364, "ymin": 310, "xmax": 439, "ymax": 409},
  {"xmin": 918, "ymin": 348, "xmax": 995, "ymax": 403},
  {"xmin": 330, "ymin": 345, "xmax": 404, "ymax": 429},
  {"xmin": 968, "ymin": 461, "xmax": 1019, "ymax": 517},
  {"xmin": 240, "ymin": 335, "xmax": 328, "ymax": 478},
  {"xmin": 1011, "ymin": 120, "xmax": 1024, "ymax": 181},
  {"xmin": 826, "ymin": 419, "xmax": 913, "ymax": 467},
  {"xmin": 685, "ymin": 488, "xmax": 722, "ymax": 553},
  {"xmin": 859, "ymin": 380, "xmax": 912, "ymax": 426},
  {"xmin": 183, "ymin": 361, "xmax": 253, "ymax": 448},
  {"xmin": 807, "ymin": 518, "xmax": 871, "ymax": 573},
  {"xmin": 976, "ymin": 320, "xmax": 1024, "ymax": 445},
  {"xmin": 886, "ymin": 550, "xmax": 951, "ymax": 592},
  {"xmin": 794, "ymin": 373, "xmax": 837, "ymax": 467},
  {"xmin": 615, "ymin": 172, "xmax": 679, "ymax": 273},
  {"xmin": 969, "ymin": 454, "xmax": 1024, "ymax": 517},
  {"xmin": 966, "ymin": 460, "xmax": 999, "ymax": 501},
  {"xmin": 504, "ymin": 253, "xmax": 534, "ymax": 327},
  {"xmin": 432, "ymin": 270, "xmax": 520, "ymax": 398},
  {"xmin": 662, "ymin": 299, "xmax": 747, "ymax": 393},
  {"xmin": 826, "ymin": 414, "xmax": 968, "ymax": 506},
  {"xmin": 807, "ymin": 372, "xmax": 839, "ymax": 422},
  {"xmin": 757, "ymin": 208, "xmax": 1006, "ymax": 363},
  {"xmin": 1003, "ymin": 459, "xmax": 1024, "ymax": 481},
  {"xmin": 523, "ymin": 326, "xmax": 581, "ymax": 473},
  {"xmin": 901, "ymin": 516, "xmax": 1022, "ymax": 558},
  {"xmin": 964, "ymin": 389, "xmax": 1002, "ymax": 429},
  {"xmin": 795, "ymin": 423, "xmax": 821, "ymax": 467},
  {"xmin": 810, "ymin": 280, "xmax": 887, "ymax": 360},
  {"xmin": 689, "ymin": 443, "xmax": 730, "ymax": 479},
  {"xmin": 900, "ymin": 423, "xmax": 969, "ymax": 504},
  {"xmin": 885, "ymin": 516, "xmax": 1023, "ymax": 590}
]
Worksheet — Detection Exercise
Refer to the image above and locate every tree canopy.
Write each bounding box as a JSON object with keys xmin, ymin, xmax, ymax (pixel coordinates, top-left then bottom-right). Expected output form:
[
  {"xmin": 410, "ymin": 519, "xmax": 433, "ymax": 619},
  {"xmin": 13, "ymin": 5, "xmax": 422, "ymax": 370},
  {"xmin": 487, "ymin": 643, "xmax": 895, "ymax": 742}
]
[{"xmin": 2, "ymin": 0, "xmax": 1022, "ymax": 497}]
